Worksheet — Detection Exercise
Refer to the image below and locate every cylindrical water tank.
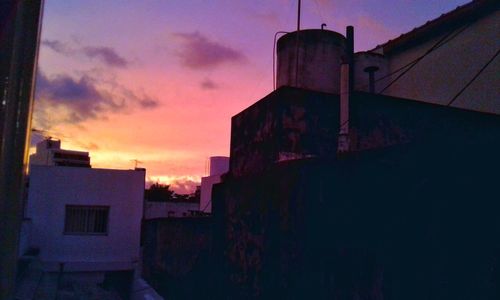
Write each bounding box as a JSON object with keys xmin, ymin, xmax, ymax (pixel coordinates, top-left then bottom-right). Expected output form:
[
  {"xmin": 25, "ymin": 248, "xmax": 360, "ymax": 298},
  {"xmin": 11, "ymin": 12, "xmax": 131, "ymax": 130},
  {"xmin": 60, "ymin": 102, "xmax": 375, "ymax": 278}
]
[
  {"xmin": 209, "ymin": 156, "xmax": 229, "ymax": 176},
  {"xmin": 277, "ymin": 29, "xmax": 346, "ymax": 94}
]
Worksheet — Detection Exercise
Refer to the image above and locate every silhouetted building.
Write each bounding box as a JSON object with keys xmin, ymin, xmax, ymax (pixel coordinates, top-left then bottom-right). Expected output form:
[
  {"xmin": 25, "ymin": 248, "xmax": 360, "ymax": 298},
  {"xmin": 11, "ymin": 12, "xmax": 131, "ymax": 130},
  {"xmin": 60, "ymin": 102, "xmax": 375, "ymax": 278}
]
[
  {"xmin": 29, "ymin": 139, "xmax": 91, "ymax": 168},
  {"xmin": 211, "ymin": 1, "xmax": 500, "ymax": 298},
  {"xmin": 143, "ymin": 184, "xmax": 200, "ymax": 219}
]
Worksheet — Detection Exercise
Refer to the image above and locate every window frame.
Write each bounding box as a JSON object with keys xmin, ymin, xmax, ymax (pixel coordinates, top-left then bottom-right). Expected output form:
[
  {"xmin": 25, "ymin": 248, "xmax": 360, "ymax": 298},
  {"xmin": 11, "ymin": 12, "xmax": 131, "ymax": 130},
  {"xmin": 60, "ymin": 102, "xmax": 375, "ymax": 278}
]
[{"xmin": 63, "ymin": 205, "xmax": 110, "ymax": 236}]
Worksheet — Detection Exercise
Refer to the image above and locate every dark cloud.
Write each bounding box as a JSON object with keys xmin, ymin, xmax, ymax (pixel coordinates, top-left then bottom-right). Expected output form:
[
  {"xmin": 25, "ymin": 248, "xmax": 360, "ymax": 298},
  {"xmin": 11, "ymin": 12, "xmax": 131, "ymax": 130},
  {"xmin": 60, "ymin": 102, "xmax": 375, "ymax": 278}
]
[
  {"xmin": 37, "ymin": 72, "xmax": 100, "ymax": 103},
  {"xmin": 35, "ymin": 71, "xmax": 120, "ymax": 122},
  {"xmin": 41, "ymin": 39, "xmax": 72, "ymax": 54},
  {"xmin": 174, "ymin": 31, "xmax": 245, "ymax": 69},
  {"xmin": 139, "ymin": 97, "xmax": 160, "ymax": 108},
  {"xmin": 200, "ymin": 78, "xmax": 219, "ymax": 90},
  {"xmin": 41, "ymin": 39, "xmax": 128, "ymax": 68},
  {"xmin": 82, "ymin": 46, "xmax": 129, "ymax": 68},
  {"xmin": 34, "ymin": 70, "xmax": 159, "ymax": 127}
]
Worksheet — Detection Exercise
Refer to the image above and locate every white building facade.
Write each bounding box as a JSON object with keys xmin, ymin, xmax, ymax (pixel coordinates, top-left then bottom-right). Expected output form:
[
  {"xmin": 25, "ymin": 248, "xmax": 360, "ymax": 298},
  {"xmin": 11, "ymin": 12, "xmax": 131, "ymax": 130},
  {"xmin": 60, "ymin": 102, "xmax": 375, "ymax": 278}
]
[
  {"xmin": 29, "ymin": 139, "xmax": 91, "ymax": 168},
  {"xmin": 200, "ymin": 156, "xmax": 229, "ymax": 213},
  {"xmin": 26, "ymin": 165, "xmax": 145, "ymax": 272}
]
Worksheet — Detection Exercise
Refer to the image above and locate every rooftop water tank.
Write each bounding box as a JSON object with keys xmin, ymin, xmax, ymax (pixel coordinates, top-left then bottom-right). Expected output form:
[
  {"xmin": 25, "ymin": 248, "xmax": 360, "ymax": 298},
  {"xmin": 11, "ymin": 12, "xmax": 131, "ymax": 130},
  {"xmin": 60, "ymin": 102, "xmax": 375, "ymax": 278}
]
[{"xmin": 277, "ymin": 29, "xmax": 347, "ymax": 94}]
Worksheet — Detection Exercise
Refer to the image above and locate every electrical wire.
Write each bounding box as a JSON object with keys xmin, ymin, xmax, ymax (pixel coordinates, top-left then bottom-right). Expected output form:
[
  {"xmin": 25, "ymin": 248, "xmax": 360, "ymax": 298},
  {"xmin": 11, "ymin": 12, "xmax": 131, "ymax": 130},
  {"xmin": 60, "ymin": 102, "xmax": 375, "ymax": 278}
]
[
  {"xmin": 447, "ymin": 48, "xmax": 499, "ymax": 106},
  {"xmin": 378, "ymin": 22, "xmax": 472, "ymax": 94},
  {"xmin": 353, "ymin": 22, "xmax": 472, "ymax": 92}
]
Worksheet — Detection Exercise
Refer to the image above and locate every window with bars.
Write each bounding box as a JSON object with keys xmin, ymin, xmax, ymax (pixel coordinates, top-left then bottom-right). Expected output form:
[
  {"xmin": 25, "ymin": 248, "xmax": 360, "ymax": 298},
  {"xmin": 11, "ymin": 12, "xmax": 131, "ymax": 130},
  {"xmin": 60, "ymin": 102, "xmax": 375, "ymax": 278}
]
[{"xmin": 64, "ymin": 205, "xmax": 109, "ymax": 235}]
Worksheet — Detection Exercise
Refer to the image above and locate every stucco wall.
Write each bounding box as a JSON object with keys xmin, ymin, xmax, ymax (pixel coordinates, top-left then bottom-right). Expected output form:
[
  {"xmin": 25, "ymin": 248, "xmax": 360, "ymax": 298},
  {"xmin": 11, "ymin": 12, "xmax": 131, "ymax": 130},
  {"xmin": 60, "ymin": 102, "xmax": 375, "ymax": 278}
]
[
  {"xmin": 217, "ymin": 85, "xmax": 500, "ymax": 298},
  {"xmin": 230, "ymin": 87, "xmax": 338, "ymax": 177},
  {"xmin": 27, "ymin": 166, "xmax": 145, "ymax": 272},
  {"xmin": 213, "ymin": 143, "xmax": 500, "ymax": 299},
  {"xmin": 381, "ymin": 10, "xmax": 500, "ymax": 114},
  {"xmin": 142, "ymin": 218, "xmax": 213, "ymax": 299}
]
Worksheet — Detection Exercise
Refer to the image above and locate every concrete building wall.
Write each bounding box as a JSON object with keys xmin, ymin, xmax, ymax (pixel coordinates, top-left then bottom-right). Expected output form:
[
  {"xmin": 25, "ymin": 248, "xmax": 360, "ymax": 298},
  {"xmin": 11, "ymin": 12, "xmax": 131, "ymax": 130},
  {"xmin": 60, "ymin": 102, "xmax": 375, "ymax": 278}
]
[
  {"xmin": 26, "ymin": 166, "xmax": 145, "ymax": 272},
  {"xmin": 230, "ymin": 87, "xmax": 338, "ymax": 177},
  {"xmin": 209, "ymin": 156, "xmax": 229, "ymax": 176},
  {"xmin": 200, "ymin": 175, "xmax": 222, "ymax": 213},
  {"xmin": 380, "ymin": 10, "xmax": 499, "ymax": 114},
  {"xmin": 144, "ymin": 201, "xmax": 199, "ymax": 219},
  {"xmin": 29, "ymin": 139, "xmax": 90, "ymax": 167},
  {"xmin": 213, "ymin": 95, "xmax": 500, "ymax": 297},
  {"xmin": 142, "ymin": 218, "xmax": 213, "ymax": 299},
  {"xmin": 200, "ymin": 156, "xmax": 229, "ymax": 213},
  {"xmin": 18, "ymin": 219, "xmax": 32, "ymax": 256}
]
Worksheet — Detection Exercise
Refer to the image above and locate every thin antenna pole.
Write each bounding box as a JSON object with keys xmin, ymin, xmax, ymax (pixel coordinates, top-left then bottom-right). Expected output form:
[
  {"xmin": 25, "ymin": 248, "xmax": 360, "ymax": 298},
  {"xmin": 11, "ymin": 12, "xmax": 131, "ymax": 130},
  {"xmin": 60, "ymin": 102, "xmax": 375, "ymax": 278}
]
[
  {"xmin": 297, "ymin": 0, "xmax": 301, "ymax": 32},
  {"xmin": 295, "ymin": 0, "xmax": 302, "ymax": 86}
]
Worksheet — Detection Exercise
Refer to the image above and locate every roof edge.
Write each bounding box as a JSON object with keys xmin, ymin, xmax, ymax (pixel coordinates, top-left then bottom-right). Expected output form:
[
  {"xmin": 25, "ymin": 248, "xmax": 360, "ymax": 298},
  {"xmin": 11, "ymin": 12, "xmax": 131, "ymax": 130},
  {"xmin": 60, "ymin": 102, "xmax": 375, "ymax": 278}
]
[{"xmin": 371, "ymin": 0, "xmax": 498, "ymax": 55}]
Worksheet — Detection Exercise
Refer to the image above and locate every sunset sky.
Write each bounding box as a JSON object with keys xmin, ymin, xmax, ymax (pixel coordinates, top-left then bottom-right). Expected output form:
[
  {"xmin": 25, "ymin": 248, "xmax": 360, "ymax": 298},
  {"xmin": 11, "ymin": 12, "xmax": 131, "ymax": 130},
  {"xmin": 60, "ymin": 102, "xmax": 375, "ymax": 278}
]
[{"xmin": 32, "ymin": 0, "xmax": 468, "ymax": 193}]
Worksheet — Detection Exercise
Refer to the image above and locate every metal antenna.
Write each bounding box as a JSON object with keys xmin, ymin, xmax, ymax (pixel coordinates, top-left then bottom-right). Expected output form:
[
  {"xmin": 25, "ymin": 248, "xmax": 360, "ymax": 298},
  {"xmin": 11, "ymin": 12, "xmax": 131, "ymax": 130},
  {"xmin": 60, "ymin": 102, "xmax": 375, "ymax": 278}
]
[
  {"xmin": 297, "ymin": 0, "xmax": 301, "ymax": 32},
  {"xmin": 295, "ymin": 0, "xmax": 302, "ymax": 86},
  {"xmin": 131, "ymin": 159, "xmax": 143, "ymax": 169}
]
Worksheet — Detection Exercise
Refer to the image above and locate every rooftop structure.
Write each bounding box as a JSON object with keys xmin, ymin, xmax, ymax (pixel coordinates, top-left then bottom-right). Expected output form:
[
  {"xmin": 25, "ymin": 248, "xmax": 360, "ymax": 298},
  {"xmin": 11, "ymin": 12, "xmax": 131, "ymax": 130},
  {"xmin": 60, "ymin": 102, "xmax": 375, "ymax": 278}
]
[
  {"xmin": 209, "ymin": 1, "xmax": 500, "ymax": 297},
  {"xmin": 29, "ymin": 139, "xmax": 91, "ymax": 168},
  {"xmin": 18, "ymin": 141, "xmax": 153, "ymax": 299}
]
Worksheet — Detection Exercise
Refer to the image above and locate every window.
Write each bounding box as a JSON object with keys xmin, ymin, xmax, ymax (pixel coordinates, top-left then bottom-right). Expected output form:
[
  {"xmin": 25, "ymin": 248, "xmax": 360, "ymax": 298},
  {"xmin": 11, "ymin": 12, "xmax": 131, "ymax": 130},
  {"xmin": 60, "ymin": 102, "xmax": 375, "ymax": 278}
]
[{"xmin": 64, "ymin": 205, "xmax": 109, "ymax": 235}]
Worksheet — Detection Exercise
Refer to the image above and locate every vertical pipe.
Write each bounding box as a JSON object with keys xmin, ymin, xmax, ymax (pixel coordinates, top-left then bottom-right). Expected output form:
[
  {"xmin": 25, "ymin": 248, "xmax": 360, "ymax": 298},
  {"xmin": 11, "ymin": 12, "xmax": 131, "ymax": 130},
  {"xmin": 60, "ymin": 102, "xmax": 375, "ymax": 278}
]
[
  {"xmin": 346, "ymin": 26, "xmax": 354, "ymax": 92},
  {"xmin": 338, "ymin": 62, "xmax": 350, "ymax": 154},
  {"xmin": 369, "ymin": 71, "xmax": 375, "ymax": 93},
  {"xmin": 0, "ymin": 1, "xmax": 44, "ymax": 298}
]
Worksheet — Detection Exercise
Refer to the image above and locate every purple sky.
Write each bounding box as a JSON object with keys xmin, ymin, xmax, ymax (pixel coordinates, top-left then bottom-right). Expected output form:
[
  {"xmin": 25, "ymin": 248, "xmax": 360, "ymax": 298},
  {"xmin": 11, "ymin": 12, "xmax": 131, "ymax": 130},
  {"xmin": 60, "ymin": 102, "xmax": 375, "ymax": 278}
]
[{"xmin": 33, "ymin": 0, "xmax": 469, "ymax": 193}]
